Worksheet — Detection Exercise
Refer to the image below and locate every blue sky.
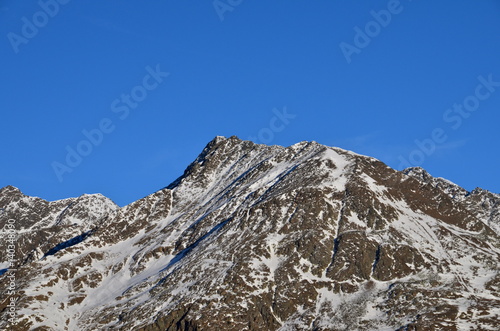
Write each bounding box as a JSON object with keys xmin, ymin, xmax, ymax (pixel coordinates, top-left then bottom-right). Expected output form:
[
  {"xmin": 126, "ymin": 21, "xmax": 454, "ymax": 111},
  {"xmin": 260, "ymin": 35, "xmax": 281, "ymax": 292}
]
[{"xmin": 1, "ymin": 0, "xmax": 499, "ymax": 206}]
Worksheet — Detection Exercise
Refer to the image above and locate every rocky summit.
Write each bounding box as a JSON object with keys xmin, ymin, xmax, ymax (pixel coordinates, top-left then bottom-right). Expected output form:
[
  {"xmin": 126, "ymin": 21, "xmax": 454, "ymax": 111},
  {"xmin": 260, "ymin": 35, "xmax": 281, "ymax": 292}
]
[{"xmin": 0, "ymin": 136, "xmax": 499, "ymax": 330}]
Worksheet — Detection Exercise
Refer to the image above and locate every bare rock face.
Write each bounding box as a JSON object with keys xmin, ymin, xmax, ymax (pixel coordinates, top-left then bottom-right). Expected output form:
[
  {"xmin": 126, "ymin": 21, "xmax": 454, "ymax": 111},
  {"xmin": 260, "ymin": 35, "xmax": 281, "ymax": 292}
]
[
  {"xmin": 0, "ymin": 136, "xmax": 499, "ymax": 330},
  {"xmin": 404, "ymin": 167, "xmax": 500, "ymax": 235}
]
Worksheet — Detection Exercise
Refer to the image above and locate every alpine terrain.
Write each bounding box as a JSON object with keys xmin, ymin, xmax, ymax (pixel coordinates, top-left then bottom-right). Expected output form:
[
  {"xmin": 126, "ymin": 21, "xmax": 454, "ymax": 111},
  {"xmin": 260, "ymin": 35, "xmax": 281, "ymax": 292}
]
[{"xmin": 0, "ymin": 136, "xmax": 499, "ymax": 330}]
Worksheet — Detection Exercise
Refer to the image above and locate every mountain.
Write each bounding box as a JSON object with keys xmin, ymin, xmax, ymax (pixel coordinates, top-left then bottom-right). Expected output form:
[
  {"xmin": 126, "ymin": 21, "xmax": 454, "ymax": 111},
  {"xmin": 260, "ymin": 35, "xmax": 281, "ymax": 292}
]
[{"xmin": 0, "ymin": 136, "xmax": 499, "ymax": 330}]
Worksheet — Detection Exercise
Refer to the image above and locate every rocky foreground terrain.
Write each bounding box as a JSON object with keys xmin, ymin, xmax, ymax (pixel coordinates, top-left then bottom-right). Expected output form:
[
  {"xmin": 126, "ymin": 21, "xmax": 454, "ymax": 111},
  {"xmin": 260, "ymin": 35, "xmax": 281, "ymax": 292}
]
[{"xmin": 0, "ymin": 136, "xmax": 499, "ymax": 330}]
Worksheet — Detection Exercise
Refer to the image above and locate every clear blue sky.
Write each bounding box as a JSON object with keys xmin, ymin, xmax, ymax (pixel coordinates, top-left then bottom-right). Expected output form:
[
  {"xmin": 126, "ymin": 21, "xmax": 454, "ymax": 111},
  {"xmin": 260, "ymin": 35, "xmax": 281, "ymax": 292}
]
[{"xmin": 1, "ymin": 1, "xmax": 499, "ymax": 206}]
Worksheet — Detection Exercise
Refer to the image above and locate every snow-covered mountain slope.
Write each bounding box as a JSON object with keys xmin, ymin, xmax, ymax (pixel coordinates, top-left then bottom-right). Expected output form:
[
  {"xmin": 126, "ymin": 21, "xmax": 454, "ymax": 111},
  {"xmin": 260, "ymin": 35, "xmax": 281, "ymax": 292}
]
[
  {"xmin": 0, "ymin": 136, "xmax": 499, "ymax": 330},
  {"xmin": 0, "ymin": 186, "xmax": 119, "ymax": 265},
  {"xmin": 404, "ymin": 167, "xmax": 500, "ymax": 235}
]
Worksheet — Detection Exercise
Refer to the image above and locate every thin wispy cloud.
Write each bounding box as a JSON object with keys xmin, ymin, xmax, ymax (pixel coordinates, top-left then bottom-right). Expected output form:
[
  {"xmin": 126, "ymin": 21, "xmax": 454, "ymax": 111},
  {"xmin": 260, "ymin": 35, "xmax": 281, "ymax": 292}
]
[
  {"xmin": 333, "ymin": 131, "xmax": 382, "ymax": 150},
  {"xmin": 81, "ymin": 15, "xmax": 147, "ymax": 39},
  {"xmin": 141, "ymin": 148, "xmax": 175, "ymax": 172},
  {"xmin": 434, "ymin": 139, "xmax": 468, "ymax": 152}
]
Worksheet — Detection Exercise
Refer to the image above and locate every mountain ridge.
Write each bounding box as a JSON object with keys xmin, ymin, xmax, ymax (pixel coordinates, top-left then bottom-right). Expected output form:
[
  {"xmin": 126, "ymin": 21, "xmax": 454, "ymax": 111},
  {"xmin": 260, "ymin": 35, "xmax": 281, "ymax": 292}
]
[{"xmin": 0, "ymin": 136, "xmax": 499, "ymax": 330}]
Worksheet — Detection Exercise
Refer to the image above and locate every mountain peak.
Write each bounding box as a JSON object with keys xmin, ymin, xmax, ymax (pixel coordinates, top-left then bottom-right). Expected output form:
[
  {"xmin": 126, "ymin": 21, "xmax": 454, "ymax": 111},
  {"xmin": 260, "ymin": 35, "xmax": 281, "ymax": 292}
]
[
  {"xmin": 403, "ymin": 166, "xmax": 431, "ymax": 179},
  {"xmin": 0, "ymin": 185, "xmax": 22, "ymax": 195}
]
